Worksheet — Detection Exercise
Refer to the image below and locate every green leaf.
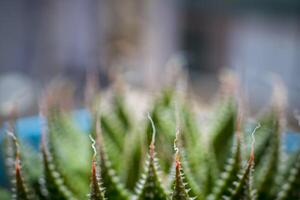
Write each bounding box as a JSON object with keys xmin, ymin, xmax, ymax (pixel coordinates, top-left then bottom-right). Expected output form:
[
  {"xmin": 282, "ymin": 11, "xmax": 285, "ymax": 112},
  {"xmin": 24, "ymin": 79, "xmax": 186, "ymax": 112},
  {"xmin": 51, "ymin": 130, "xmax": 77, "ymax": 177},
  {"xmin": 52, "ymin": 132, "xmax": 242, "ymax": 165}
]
[
  {"xmin": 168, "ymin": 149, "xmax": 201, "ymax": 199},
  {"xmin": 7, "ymin": 132, "xmax": 33, "ymax": 200},
  {"xmin": 226, "ymin": 157, "xmax": 255, "ymax": 200},
  {"xmin": 19, "ymin": 142, "xmax": 45, "ymax": 199},
  {"xmin": 135, "ymin": 151, "xmax": 168, "ymax": 200},
  {"xmin": 14, "ymin": 160, "xmax": 31, "ymax": 200},
  {"xmin": 255, "ymin": 118, "xmax": 281, "ymax": 200},
  {"xmin": 199, "ymin": 149, "xmax": 218, "ymax": 197},
  {"xmin": 276, "ymin": 151, "xmax": 300, "ymax": 200},
  {"xmin": 145, "ymin": 89, "xmax": 176, "ymax": 172},
  {"xmin": 0, "ymin": 188, "xmax": 11, "ymax": 200},
  {"xmin": 91, "ymin": 111, "xmax": 124, "ymax": 174},
  {"xmin": 135, "ymin": 115, "xmax": 168, "ymax": 200},
  {"xmin": 209, "ymin": 135, "xmax": 242, "ymax": 200},
  {"xmin": 122, "ymin": 128, "xmax": 147, "ymax": 190},
  {"xmin": 3, "ymin": 132, "xmax": 17, "ymax": 183},
  {"xmin": 3, "ymin": 132, "xmax": 44, "ymax": 199},
  {"xmin": 100, "ymin": 114, "xmax": 125, "ymax": 152},
  {"xmin": 171, "ymin": 154, "xmax": 195, "ymax": 200},
  {"xmin": 88, "ymin": 160, "xmax": 105, "ymax": 200},
  {"xmin": 41, "ymin": 142, "xmax": 77, "ymax": 200},
  {"xmin": 180, "ymin": 104, "xmax": 204, "ymax": 182},
  {"xmin": 113, "ymin": 93, "xmax": 132, "ymax": 131},
  {"xmin": 179, "ymin": 151, "xmax": 201, "ymax": 198},
  {"xmin": 251, "ymin": 111, "xmax": 278, "ymax": 168},
  {"xmin": 47, "ymin": 111, "xmax": 91, "ymax": 198},
  {"xmin": 97, "ymin": 136, "xmax": 130, "ymax": 199},
  {"xmin": 210, "ymin": 98, "xmax": 236, "ymax": 171}
]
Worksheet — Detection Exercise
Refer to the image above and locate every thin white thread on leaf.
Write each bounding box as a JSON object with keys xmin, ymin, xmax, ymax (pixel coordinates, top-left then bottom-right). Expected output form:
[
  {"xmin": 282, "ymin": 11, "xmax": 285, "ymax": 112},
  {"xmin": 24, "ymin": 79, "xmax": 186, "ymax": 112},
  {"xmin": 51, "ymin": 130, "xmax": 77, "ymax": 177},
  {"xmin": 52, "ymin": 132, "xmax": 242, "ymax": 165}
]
[
  {"xmin": 251, "ymin": 123, "xmax": 261, "ymax": 147},
  {"xmin": 147, "ymin": 113, "xmax": 156, "ymax": 146},
  {"xmin": 89, "ymin": 135, "xmax": 97, "ymax": 159},
  {"xmin": 250, "ymin": 123, "xmax": 261, "ymax": 160}
]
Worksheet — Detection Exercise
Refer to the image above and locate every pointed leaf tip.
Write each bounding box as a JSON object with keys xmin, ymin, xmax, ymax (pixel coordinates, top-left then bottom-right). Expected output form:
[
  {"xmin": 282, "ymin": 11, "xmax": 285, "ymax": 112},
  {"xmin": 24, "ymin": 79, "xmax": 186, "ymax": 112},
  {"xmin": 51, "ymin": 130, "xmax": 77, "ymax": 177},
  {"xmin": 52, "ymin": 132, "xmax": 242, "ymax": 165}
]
[
  {"xmin": 89, "ymin": 160, "xmax": 105, "ymax": 200},
  {"xmin": 7, "ymin": 131, "xmax": 31, "ymax": 200},
  {"xmin": 172, "ymin": 154, "xmax": 192, "ymax": 200}
]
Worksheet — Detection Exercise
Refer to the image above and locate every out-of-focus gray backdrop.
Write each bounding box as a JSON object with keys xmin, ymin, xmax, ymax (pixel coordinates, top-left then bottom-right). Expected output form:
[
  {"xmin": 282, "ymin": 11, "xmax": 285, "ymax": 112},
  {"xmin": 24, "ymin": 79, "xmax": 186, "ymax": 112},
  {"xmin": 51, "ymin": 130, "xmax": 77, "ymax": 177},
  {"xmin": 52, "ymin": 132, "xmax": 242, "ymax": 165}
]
[{"xmin": 0, "ymin": 0, "xmax": 300, "ymax": 128}]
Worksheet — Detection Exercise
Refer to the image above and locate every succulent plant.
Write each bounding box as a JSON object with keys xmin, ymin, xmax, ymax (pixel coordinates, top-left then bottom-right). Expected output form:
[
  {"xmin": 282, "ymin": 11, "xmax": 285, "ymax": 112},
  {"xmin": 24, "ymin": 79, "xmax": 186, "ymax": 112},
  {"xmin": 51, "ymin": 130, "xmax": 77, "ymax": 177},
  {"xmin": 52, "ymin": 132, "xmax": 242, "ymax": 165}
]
[{"xmin": 1, "ymin": 86, "xmax": 300, "ymax": 200}]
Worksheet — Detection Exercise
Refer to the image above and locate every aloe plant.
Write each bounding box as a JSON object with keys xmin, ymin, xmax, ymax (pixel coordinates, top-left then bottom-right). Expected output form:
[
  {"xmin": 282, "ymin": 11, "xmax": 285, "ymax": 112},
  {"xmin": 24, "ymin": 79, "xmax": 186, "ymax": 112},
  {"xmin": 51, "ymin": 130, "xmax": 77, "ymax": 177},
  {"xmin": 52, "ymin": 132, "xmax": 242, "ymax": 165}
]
[{"xmin": 1, "ymin": 87, "xmax": 300, "ymax": 200}]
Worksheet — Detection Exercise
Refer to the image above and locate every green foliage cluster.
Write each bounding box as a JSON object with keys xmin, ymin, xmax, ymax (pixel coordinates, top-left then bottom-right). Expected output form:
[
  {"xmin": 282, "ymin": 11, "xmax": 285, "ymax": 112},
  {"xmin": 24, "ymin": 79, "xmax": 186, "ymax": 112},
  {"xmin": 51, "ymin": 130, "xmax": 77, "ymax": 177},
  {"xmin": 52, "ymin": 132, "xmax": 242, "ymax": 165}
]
[{"xmin": 1, "ymin": 88, "xmax": 300, "ymax": 200}]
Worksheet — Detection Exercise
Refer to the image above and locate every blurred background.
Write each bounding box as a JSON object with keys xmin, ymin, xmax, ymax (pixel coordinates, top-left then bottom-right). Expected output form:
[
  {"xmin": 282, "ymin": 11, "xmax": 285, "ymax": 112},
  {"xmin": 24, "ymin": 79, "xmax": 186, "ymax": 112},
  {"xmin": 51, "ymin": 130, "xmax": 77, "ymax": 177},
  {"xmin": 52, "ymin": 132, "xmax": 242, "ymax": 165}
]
[{"xmin": 1, "ymin": 0, "xmax": 300, "ymax": 128}]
